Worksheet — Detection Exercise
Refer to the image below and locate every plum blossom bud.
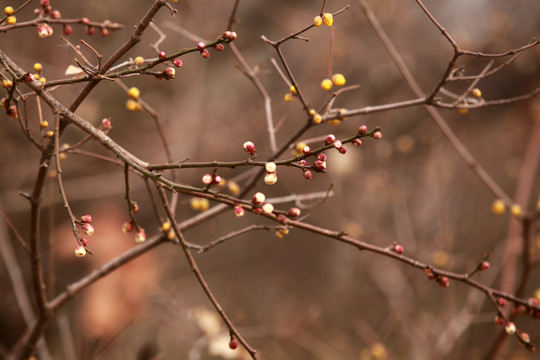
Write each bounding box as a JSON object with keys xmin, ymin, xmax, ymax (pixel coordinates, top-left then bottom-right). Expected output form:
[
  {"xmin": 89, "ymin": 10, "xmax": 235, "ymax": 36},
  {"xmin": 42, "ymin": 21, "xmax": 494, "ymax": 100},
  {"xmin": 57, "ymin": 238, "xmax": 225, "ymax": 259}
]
[
  {"xmin": 338, "ymin": 145, "xmax": 347, "ymax": 154},
  {"xmin": 287, "ymin": 207, "xmax": 301, "ymax": 218},
  {"xmin": 317, "ymin": 153, "xmax": 327, "ymax": 161},
  {"xmin": 252, "ymin": 192, "xmax": 266, "ymax": 204},
  {"xmin": 298, "ymin": 159, "xmax": 307, "ymax": 166},
  {"xmin": 81, "ymin": 238, "xmax": 89, "ymax": 247},
  {"xmin": 438, "ymin": 276, "xmax": 450, "ymax": 288},
  {"xmin": 358, "ymin": 125, "xmax": 368, "ymax": 134},
  {"xmin": 122, "ymin": 221, "xmax": 133, "ymax": 233},
  {"xmin": 352, "ymin": 139, "xmax": 362, "ymax": 146},
  {"xmin": 80, "ymin": 215, "xmax": 92, "ymax": 223},
  {"xmin": 215, "ymin": 43, "xmax": 225, "ymax": 51},
  {"xmin": 243, "ymin": 141, "xmax": 256, "ymax": 156},
  {"xmin": 74, "ymin": 245, "xmax": 86, "ymax": 257},
  {"xmin": 303, "ymin": 170, "xmax": 313, "ymax": 179},
  {"xmin": 373, "ymin": 131, "xmax": 382, "ymax": 139},
  {"xmin": 135, "ymin": 230, "xmax": 146, "ymax": 243},
  {"xmin": 505, "ymin": 322, "xmax": 516, "ymax": 335},
  {"xmin": 325, "ymin": 134, "xmax": 336, "ymax": 145},
  {"xmin": 302, "ymin": 146, "xmax": 311, "ymax": 155},
  {"xmin": 158, "ymin": 51, "xmax": 166, "ymax": 60},
  {"xmin": 264, "ymin": 172, "xmax": 278, "ymax": 185},
  {"xmin": 200, "ymin": 50, "xmax": 210, "ymax": 59},
  {"xmin": 229, "ymin": 336, "xmax": 238, "ymax": 350},
  {"xmin": 333, "ymin": 140, "xmax": 342, "ymax": 149},
  {"xmin": 163, "ymin": 67, "xmax": 175, "ymax": 80},
  {"xmin": 101, "ymin": 118, "xmax": 112, "ymax": 130},
  {"xmin": 480, "ymin": 261, "xmax": 490, "ymax": 271},
  {"xmin": 392, "ymin": 244, "xmax": 404, "ymax": 254},
  {"xmin": 37, "ymin": 24, "xmax": 54, "ymax": 38},
  {"xmin": 262, "ymin": 203, "xmax": 274, "ymax": 214},
  {"xmin": 82, "ymin": 223, "xmax": 94, "ymax": 236},
  {"xmin": 197, "ymin": 42, "xmax": 206, "ymax": 51},
  {"xmin": 212, "ymin": 175, "xmax": 222, "ymax": 184},
  {"xmin": 173, "ymin": 58, "xmax": 183, "ymax": 68},
  {"xmin": 265, "ymin": 162, "xmax": 277, "ymax": 173},
  {"xmin": 234, "ymin": 205, "xmax": 245, "ymax": 217},
  {"xmin": 202, "ymin": 174, "xmax": 213, "ymax": 185}
]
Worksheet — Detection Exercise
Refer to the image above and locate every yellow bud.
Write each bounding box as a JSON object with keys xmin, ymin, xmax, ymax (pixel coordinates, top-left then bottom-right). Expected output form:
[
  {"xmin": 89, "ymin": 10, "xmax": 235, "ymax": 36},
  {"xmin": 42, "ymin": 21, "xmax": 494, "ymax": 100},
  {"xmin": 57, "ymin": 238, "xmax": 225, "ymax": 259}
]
[
  {"xmin": 491, "ymin": 199, "xmax": 505, "ymax": 215},
  {"xmin": 167, "ymin": 230, "xmax": 176, "ymax": 240},
  {"xmin": 432, "ymin": 250, "xmax": 449, "ymax": 268},
  {"xmin": 33, "ymin": 74, "xmax": 40, "ymax": 80},
  {"xmin": 161, "ymin": 222, "xmax": 171, "ymax": 231},
  {"xmin": 128, "ymin": 86, "xmax": 140, "ymax": 100},
  {"xmin": 309, "ymin": 109, "xmax": 316, "ymax": 116},
  {"xmin": 295, "ymin": 142, "xmax": 307, "ymax": 154},
  {"xmin": 322, "ymin": 13, "xmax": 333, "ymax": 26},
  {"xmin": 312, "ymin": 113, "xmax": 322, "ymax": 124},
  {"xmin": 4, "ymin": 6, "xmax": 14, "ymax": 16},
  {"xmin": 39, "ymin": 77, "xmax": 46, "ymax": 83},
  {"xmin": 313, "ymin": 16, "xmax": 323, "ymax": 27},
  {"xmin": 275, "ymin": 231, "xmax": 283, "ymax": 239},
  {"xmin": 264, "ymin": 172, "xmax": 278, "ymax": 185},
  {"xmin": 320, "ymin": 78, "xmax": 333, "ymax": 91},
  {"xmin": 45, "ymin": 131, "xmax": 54, "ymax": 138},
  {"xmin": 7, "ymin": 15, "xmax": 16, "ymax": 25},
  {"xmin": 371, "ymin": 343, "xmax": 388, "ymax": 360},
  {"xmin": 471, "ymin": 88, "xmax": 482, "ymax": 98},
  {"xmin": 199, "ymin": 198, "xmax": 210, "ymax": 211},
  {"xmin": 135, "ymin": 57, "xmax": 145, "ymax": 67},
  {"xmin": 510, "ymin": 204, "xmax": 522, "ymax": 217},
  {"xmin": 280, "ymin": 228, "xmax": 289, "ymax": 235},
  {"xmin": 328, "ymin": 119, "xmax": 341, "ymax": 127},
  {"xmin": 284, "ymin": 93, "xmax": 293, "ymax": 102},
  {"xmin": 58, "ymin": 152, "xmax": 67, "ymax": 161},
  {"xmin": 40, "ymin": 121, "xmax": 49, "ymax": 129},
  {"xmin": 289, "ymin": 85, "xmax": 297, "ymax": 95},
  {"xmin": 126, "ymin": 99, "xmax": 142, "ymax": 111},
  {"xmin": 1, "ymin": 79, "xmax": 12, "ymax": 89},
  {"xmin": 227, "ymin": 181, "xmax": 241, "ymax": 195},
  {"xmin": 33, "ymin": 63, "xmax": 43, "ymax": 72},
  {"xmin": 331, "ymin": 73, "xmax": 346, "ymax": 86}
]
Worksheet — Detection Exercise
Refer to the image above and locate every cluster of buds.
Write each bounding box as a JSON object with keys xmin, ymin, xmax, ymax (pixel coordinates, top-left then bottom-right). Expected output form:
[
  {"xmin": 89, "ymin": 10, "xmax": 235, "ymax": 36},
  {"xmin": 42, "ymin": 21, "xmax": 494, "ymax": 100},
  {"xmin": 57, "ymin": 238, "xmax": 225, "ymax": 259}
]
[
  {"xmin": 264, "ymin": 162, "xmax": 278, "ymax": 185},
  {"xmin": 190, "ymin": 197, "xmax": 210, "ymax": 211},
  {"xmin": 37, "ymin": 23, "xmax": 54, "ymax": 38},
  {"xmin": 320, "ymin": 73, "xmax": 346, "ymax": 91},
  {"xmin": 324, "ymin": 133, "xmax": 347, "ymax": 155},
  {"xmin": 275, "ymin": 226, "xmax": 289, "ymax": 239},
  {"xmin": 313, "ymin": 13, "xmax": 333, "ymax": 27},
  {"xmin": 4, "ymin": 6, "xmax": 16, "ymax": 25},
  {"xmin": 197, "ymin": 41, "xmax": 210, "ymax": 59},
  {"xmin": 74, "ymin": 214, "xmax": 94, "ymax": 257},
  {"xmin": 284, "ymin": 85, "xmax": 297, "ymax": 103},
  {"xmin": 37, "ymin": 0, "xmax": 52, "ymax": 15},
  {"xmin": 220, "ymin": 30, "xmax": 238, "ymax": 42},
  {"xmin": 424, "ymin": 267, "xmax": 450, "ymax": 287},
  {"xmin": 202, "ymin": 173, "xmax": 222, "ymax": 186},
  {"xmin": 161, "ymin": 221, "xmax": 176, "ymax": 241}
]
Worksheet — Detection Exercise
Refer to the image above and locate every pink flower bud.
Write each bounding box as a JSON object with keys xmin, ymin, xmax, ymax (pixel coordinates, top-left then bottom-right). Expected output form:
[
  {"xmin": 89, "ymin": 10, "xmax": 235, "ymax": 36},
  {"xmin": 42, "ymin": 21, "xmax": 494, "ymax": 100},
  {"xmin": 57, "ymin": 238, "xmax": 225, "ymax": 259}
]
[
  {"xmin": 215, "ymin": 43, "xmax": 225, "ymax": 51},
  {"xmin": 158, "ymin": 51, "xmax": 166, "ymax": 60},
  {"xmin": 63, "ymin": 24, "xmax": 73, "ymax": 36},
  {"xmin": 325, "ymin": 134, "xmax": 336, "ymax": 145},
  {"xmin": 265, "ymin": 162, "xmax": 277, "ymax": 173},
  {"xmin": 243, "ymin": 141, "xmax": 256, "ymax": 156},
  {"xmin": 86, "ymin": 26, "xmax": 95, "ymax": 36},
  {"xmin": 312, "ymin": 160, "xmax": 326, "ymax": 171},
  {"xmin": 262, "ymin": 203, "xmax": 274, "ymax": 214},
  {"xmin": 298, "ymin": 159, "xmax": 307, "ymax": 166},
  {"xmin": 212, "ymin": 175, "xmax": 222, "ymax": 184},
  {"xmin": 101, "ymin": 118, "xmax": 112, "ymax": 130},
  {"xmin": 302, "ymin": 146, "xmax": 311, "ymax": 155},
  {"xmin": 333, "ymin": 140, "xmax": 342, "ymax": 149},
  {"xmin": 135, "ymin": 230, "xmax": 146, "ymax": 243},
  {"xmin": 234, "ymin": 205, "xmax": 245, "ymax": 217},
  {"xmin": 74, "ymin": 245, "xmax": 86, "ymax": 257},
  {"xmin": 122, "ymin": 221, "xmax": 133, "ymax": 233},
  {"xmin": 173, "ymin": 58, "xmax": 183, "ymax": 68},
  {"xmin": 81, "ymin": 238, "xmax": 89, "ymax": 247},
  {"xmin": 197, "ymin": 42, "xmax": 206, "ymax": 51},
  {"xmin": 25, "ymin": 74, "xmax": 35, "ymax": 82},
  {"xmin": 303, "ymin": 170, "xmax": 313, "ymax": 179},
  {"xmin": 80, "ymin": 17, "xmax": 90, "ymax": 25},
  {"xmin": 497, "ymin": 298, "xmax": 507, "ymax": 307},
  {"xmin": 393, "ymin": 244, "xmax": 404, "ymax": 254},
  {"xmin": 163, "ymin": 67, "xmax": 175, "ymax": 79},
  {"xmin": 373, "ymin": 131, "xmax": 382, "ymax": 139},
  {"xmin": 358, "ymin": 125, "xmax": 368, "ymax": 134},
  {"xmin": 82, "ymin": 223, "xmax": 94, "ymax": 236},
  {"xmin": 229, "ymin": 336, "xmax": 238, "ymax": 350},
  {"xmin": 80, "ymin": 214, "xmax": 92, "ymax": 223},
  {"xmin": 287, "ymin": 207, "xmax": 301, "ymax": 218},
  {"xmin": 338, "ymin": 145, "xmax": 347, "ymax": 154},
  {"xmin": 317, "ymin": 153, "xmax": 327, "ymax": 161},
  {"xmin": 480, "ymin": 261, "xmax": 490, "ymax": 271},
  {"xmin": 200, "ymin": 49, "xmax": 210, "ymax": 59},
  {"xmin": 352, "ymin": 139, "xmax": 362, "ymax": 146},
  {"xmin": 51, "ymin": 10, "xmax": 61, "ymax": 19},
  {"xmin": 438, "ymin": 276, "xmax": 450, "ymax": 288},
  {"xmin": 264, "ymin": 172, "xmax": 278, "ymax": 185}
]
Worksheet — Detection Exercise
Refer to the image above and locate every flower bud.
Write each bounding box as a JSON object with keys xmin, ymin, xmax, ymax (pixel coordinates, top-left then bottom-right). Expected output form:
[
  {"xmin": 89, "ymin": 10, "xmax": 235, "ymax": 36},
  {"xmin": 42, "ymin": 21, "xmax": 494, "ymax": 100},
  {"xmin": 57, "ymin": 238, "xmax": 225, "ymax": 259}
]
[
  {"xmin": 101, "ymin": 118, "xmax": 112, "ymax": 130},
  {"xmin": 80, "ymin": 215, "xmax": 92, "ymax": 223},
  {"xmin": 505, "ymin": 322, "xmax": 516, "ymax": 335},
  {"xmin": 234, "ymin": 205, "xmax": 245, "ymax": 217},
  {"xmin": 162, "ymin": 67, "xmax": 175, "ymax": 80},
  {"xmin": 134, "ymin": 56, "xmax": 145, "ymax": 66},
  {"xmin": 313, "ymin": 16, "xmax": 323, "ymax": 27},
  {"xmin": 74, "ymin": 245, "xmax": 86, "ymax": 257},
  {"xmin": 197, "ymin": 42, "xmax": 206, "ymax": 51},
  {"xmin": 331, "ymin": 73, "xmax": 346, "ymax": 86},
  {"xmin": 214, "ymin": 43, "xmax": 225, "ymax": 51},
  {"xmin": 264, "ymin": 172, "xmax": 278, "ymax": 185},
  {"xmin": 302, "ymin": 146, "xmax": 311, "ymax": 155},
  {"xmin": 333, "ymin": 140, "xmax": 342, "ymax": 149},
  {"xmin": 303, "ymin": 170, "xmax": 313, "ymax": 179},
  {"xmin": 373, "ymin": 131, "xmax": 382, "ymax": 139},
  {"xmin": 358, "ymin": 125, "xmax": 368, "ymax": 134},
  {"xmin": 320, "ymin": 78, "xmax": 332, "ymax": 91},
  {"xmin": 158, "ymin": 51, "xmax": 167, "ymax": 60},
  {"xmin": 82, "ymin": 223, "xmax": 94, "ymax": 236},
  {"xmin": 173, "ymin": 58, "xmax": 183, "ymax": 67},
  {"xmin": 135, "ymin": 230, "xmax": 146, "ymax": 243},
  {"xmin": 200, "ymin": 49, "xmax": 210, "ymax": 59},
  {"xmin": 252, "ymin": 192, "xmax": 266, "ymax": 204},
  {"xmin": 243, "ymin": 141, "xmax": 256, "ymax": 156},
  {"xmin": 338, "ymin": 145, "xmax": 347, "ymax": 154},
  {"xmin": 287, "ymin": 207, "xmax": 301, "ymax": 218},
  {"xmin": 352, "ymin": 139, "xmax": 362, "ymax": 146},
  {"xmin": 128, "ymin": 87, "xmax": 140, "ymax": 100},
  {"xmin": 262, "ymin": 203, "xmax": 274, "ymax": 214},
  {"xmin": 322, "ymin": 13, "xmax": 333, "ymax": 26},
  {"xmin": 202, "ymin": 174, "xmax": 213, "ymax": 185},
  {"xmin": 81, "ymin": 238, "xmax": 89, "ymax": 247},
  {"xmin": 122, "ymin": 221, "xmax": 133, "ymax": 233},
  {"xmin": 63, "ymin": 24, "xmax": 73, "ymax": 36},
  {"xmin": 480, "ymin": 261, "xmax": 490, "ymax": 271},
  {"xmin": 265, "ymin": 162, "xmax": 277, "ymax": 173},
  {"xmin": 325, "ymin": 134, "xmax": 336, "ymax": 145}
]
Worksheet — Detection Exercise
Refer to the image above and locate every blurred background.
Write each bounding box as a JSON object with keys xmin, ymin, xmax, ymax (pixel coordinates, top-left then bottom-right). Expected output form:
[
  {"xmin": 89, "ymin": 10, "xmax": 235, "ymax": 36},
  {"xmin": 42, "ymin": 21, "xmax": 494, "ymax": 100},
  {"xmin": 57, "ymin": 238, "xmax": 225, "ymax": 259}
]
[{"xmin": 1, "ymin": 0, "xmax": 539, "ymax": 359}]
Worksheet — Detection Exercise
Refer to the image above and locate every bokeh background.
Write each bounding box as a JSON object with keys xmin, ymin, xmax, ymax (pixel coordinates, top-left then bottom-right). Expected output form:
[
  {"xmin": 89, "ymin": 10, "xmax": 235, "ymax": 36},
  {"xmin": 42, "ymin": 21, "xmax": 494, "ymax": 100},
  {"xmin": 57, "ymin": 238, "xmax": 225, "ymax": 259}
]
[{"xmin": 1, "ymin": 0, "xmax": 539, "ymax": 359}]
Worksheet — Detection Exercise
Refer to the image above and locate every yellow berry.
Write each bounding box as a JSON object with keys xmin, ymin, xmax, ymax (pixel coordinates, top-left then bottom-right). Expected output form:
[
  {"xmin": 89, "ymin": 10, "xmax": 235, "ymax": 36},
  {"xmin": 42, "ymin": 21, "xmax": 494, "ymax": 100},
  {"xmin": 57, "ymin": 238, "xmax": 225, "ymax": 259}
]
[
  {"xmin": 7, "ymin": 15, "xmax": 16, "ymax": 25},
  {"xmin": 312, "ymin": 113, "xmax": 322, "ymax": 124},
  {"xmin": 33, "ymin": 63, "xmax": 43, "ymax": 72},
  {"xmin": 33, "ymin": 74, "xmax": 40, "ymax": 80},
  {"xmin": 491, "ymin": 199, "xmax": 506, "ymax": 215},
  {"xmin": 322, "ymin": 13, "xmax": 333, "ymax": 26},
  {"xmin": 45, "ymin": 130, "xmax": 54, "ymax": 138},
  {"xmin": 40, "ymin": 121, "xmax": 49, "ymax": 129},
  {"xmin": 331, "ymin": 73, "xmax": 346, "ymax": 86},
  {"xmin": 4, "ymin": 6, "xmax": 14, "ymax": 16},
  {"xmin": 39, "ymin": 77, "xmax": 46, "ymax": 83},
  {"xmin": 280, "ymin": 228, "xmax": 289, "ymax": 235},
  {"xmin": 309, "ymin": 109, "xmax": 316, "ymax": 116},
  {"xmin": 313, "ymin": 16, "xmax": 323, "ymax": 27},
  {"xmin": 320, "ymin": 78, "xmax": 333, "ymax": 91},
  {"xmin": 134, "ymin": 56, "xmax": 145, "ymax": 66},
  {"xmin": 510, "ymin": 204, "xmax": 522, "ymax": 217},
  {"xmin": 167, "ymin": 230, "xmax": 176, "ymax": 240},
  {"xmin": 1, "ymin": 79, "xmax": 12, "ymax": 89},
  {"xmin": 289, "ymin": 85, "xmax": 297, "ymax": 95},
  {"xmin": 126, "ymin": 99, "xmax": 142, "ymax": 111},
  {"xmin": 471, "ymin": 88, "xmax": 482, "ymax": 98},
  {"xmin": 58, "ymin": 152, "xmax": 67, "ymax": 161},
  {"xmin": 284, "ymin": 93, "xmax": 293, "ymax": 102},
  {"xmin": 128, "ymin": 86, "xmax": 140, "ymax": 100}
]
